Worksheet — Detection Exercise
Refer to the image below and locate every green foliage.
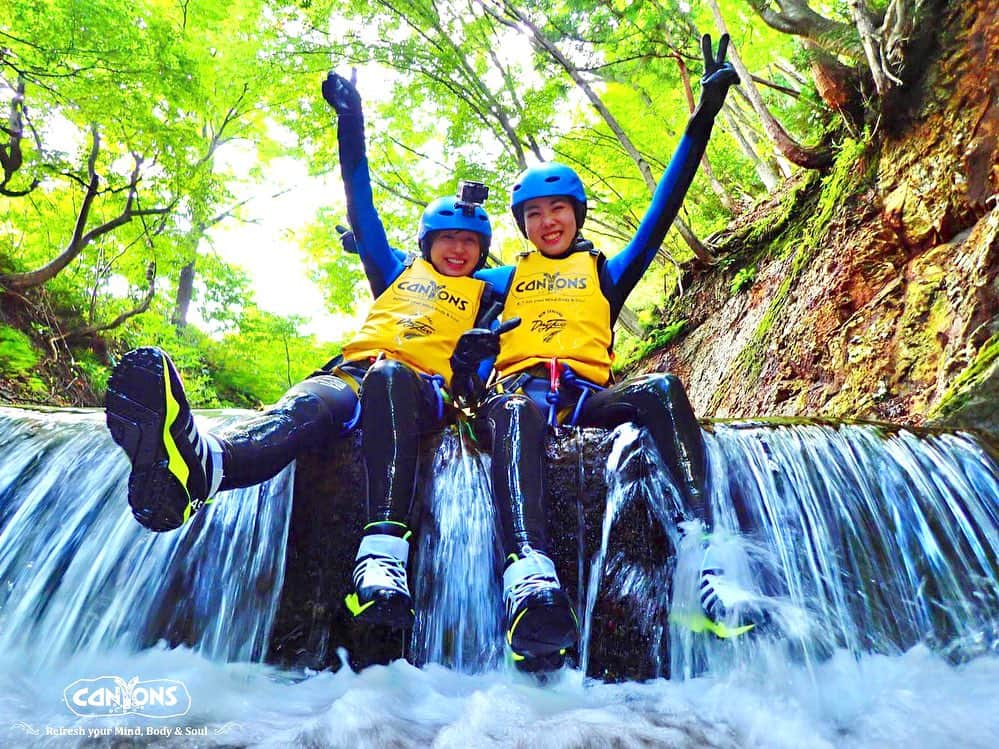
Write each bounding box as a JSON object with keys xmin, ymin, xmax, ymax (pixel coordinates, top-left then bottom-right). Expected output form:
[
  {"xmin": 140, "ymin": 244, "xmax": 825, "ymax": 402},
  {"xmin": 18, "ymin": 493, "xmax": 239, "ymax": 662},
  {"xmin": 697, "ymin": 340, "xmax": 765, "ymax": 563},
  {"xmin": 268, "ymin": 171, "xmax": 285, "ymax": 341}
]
[
  {"xmin": 206, "ymin": 307, "xmax": 339, "ymax": 407},
  {"xmin": 614, "ymin": 319, "xmax": 688, "ymax": 373},
  {"xmin": 0, "ymin": 325, "xmax": 40, "ymax": 377},
  {"xmin": 930, "ymin": 334, "xmax": 999, "ymax": 420},
  {"xmin": 2, "ymin": 0, "xmax": 849, "ymax": 406},
  {"xmin": 813, "ymin": 136, "xmax": 874, "ymax": 229},
  {"xmin": 300, "ymin": 209, "xmax": 366, "ymax": 315},
  {"xmin": 730, "ymin": 266, "xmax": 757, "ymax": 294},
  {"xmin": 72, "ymin": 350, "xmax": 112, "ymax": 397}
]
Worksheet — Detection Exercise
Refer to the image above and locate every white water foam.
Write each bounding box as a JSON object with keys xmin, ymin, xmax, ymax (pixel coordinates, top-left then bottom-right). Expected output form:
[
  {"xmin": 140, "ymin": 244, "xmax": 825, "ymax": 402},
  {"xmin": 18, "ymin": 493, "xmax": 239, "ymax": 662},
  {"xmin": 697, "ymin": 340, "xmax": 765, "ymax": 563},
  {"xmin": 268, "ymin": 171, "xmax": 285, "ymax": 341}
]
[{"xmin": 1, "ymin": 644, "xmax": 996, "ymax": 748}]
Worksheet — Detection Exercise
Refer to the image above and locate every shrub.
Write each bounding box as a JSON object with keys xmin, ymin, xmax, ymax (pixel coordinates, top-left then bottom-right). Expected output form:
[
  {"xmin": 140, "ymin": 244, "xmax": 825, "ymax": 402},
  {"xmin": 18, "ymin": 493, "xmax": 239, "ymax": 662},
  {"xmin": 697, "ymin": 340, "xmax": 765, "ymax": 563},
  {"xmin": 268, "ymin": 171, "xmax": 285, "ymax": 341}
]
[{"xmin": 0, "ymin": 324, "xmax": 40, "ymax": 377}]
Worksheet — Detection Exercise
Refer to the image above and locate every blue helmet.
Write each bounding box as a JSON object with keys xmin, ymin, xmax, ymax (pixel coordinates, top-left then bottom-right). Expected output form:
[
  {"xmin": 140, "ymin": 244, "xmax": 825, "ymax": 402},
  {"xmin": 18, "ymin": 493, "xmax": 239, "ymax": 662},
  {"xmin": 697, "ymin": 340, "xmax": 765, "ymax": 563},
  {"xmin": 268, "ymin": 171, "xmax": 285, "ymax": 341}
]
[
  {"xmin": 418, "ymin": 195, "xmax": 492, "ymax": 271},
  {"xmin": 509, "ymin": 162, "xmax": 587, "ymax": 236}
]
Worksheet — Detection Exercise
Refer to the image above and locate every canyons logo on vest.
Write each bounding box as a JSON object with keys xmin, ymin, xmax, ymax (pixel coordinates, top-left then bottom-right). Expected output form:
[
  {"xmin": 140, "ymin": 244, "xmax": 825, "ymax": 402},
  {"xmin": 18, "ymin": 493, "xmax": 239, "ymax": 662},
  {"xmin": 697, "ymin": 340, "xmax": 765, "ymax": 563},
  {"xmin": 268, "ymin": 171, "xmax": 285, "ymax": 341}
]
[
  {"xmin": 64, "ymin": 676, "xmax": 192, "ymax": 718},
  {"xmin": 396, "ymin": 279, "xmax": 469, "ymax": 310},
  {"xmin": 514, "ymin": 271, "xmax": 589, "ymax": 295}
]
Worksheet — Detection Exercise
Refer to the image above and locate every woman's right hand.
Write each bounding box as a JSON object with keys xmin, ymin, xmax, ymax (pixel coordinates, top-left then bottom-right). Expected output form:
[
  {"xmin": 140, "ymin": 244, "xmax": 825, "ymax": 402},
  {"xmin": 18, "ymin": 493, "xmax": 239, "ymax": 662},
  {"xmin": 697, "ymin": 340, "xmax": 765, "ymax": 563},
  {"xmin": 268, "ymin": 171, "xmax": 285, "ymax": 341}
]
[{"xmin": 322, "ymin": 71, "xmax": 362, "ymax": 117}]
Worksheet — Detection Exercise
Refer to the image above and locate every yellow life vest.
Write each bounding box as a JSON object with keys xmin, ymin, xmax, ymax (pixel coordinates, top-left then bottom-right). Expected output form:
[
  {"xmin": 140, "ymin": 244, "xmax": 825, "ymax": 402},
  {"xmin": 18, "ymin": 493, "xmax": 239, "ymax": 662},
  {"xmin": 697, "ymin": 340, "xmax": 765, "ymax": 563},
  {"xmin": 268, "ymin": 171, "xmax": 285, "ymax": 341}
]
[
  {"xmin": 342, "ymin": 258, "xmax": 485, "ymax": 381},
  {"xmin": 495, "ymin": 250, "xmax": 613, "ymax": 385}
]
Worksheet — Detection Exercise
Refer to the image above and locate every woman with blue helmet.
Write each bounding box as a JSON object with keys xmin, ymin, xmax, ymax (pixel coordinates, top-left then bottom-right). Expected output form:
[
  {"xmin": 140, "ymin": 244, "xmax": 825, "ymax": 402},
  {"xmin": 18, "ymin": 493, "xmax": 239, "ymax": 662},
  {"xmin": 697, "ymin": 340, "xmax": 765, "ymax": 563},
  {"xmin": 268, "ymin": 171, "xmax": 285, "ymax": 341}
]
[
  {"xmin": 105, "ymin": 72, "xmax": 505, "ymax": 630},
  {"xmin": 457, "ymin": 34, "xmax": 760, "ymax": 669}
]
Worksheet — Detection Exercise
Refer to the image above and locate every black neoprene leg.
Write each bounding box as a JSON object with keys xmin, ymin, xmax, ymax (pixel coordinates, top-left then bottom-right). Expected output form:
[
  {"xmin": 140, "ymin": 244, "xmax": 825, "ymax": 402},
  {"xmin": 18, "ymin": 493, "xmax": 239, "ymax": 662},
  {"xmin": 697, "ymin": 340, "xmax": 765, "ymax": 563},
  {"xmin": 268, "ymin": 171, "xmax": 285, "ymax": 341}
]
[
  {"xmin": 575, "ymin": 373, "xmax": 709, "ymax": 522},
  {"xmin": 477, "ymin": 392, "xmax": 551, "ymax": 557},
  {"xmin": 360, "ymin": 359, "xmax": 438, "ymax": 524},
  {"xmin": 215, "ymin": 373, "xmax": 358, "ymax": 490}
]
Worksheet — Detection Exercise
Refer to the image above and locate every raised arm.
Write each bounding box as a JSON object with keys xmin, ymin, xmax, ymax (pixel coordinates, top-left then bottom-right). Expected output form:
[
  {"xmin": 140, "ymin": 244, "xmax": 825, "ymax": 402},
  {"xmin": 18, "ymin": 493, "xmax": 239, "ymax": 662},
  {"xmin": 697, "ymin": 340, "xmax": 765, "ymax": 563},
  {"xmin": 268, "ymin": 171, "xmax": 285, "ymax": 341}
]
[
  {"xmin": 322, "ymin": 72, "xmax": 406, "ymax": 296},
  {"xmin": 604, "ymin": 34, "xmax": 739, "ymax": 310}
]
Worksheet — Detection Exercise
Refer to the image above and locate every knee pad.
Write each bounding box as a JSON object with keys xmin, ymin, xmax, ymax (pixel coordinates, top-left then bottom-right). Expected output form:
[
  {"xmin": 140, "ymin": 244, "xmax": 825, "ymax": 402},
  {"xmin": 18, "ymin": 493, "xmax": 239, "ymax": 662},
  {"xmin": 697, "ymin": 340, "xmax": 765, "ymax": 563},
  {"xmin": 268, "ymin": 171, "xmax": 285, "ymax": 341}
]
[{"xmin": 283, "ymin": 375, "xmax": 360, "ymax": 434}]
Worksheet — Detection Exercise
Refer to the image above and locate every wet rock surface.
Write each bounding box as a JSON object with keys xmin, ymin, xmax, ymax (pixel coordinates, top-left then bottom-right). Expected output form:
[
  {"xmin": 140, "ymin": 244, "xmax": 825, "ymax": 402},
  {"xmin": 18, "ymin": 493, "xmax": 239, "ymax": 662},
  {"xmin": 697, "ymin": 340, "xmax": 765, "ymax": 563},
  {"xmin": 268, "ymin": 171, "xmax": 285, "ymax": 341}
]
[
  {"xmin": 641, "ymin": 0, "xmax": 997, "ymax": 439},
  {"xmin": 267, "ymin": 427, "xmax": 675, "ymax": 682}
]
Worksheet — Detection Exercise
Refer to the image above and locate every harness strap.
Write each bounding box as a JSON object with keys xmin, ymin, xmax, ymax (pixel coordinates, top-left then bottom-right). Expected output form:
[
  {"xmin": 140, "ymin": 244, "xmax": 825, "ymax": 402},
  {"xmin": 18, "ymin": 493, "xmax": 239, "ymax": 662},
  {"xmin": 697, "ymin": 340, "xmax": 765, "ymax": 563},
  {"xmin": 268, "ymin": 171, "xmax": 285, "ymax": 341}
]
[
  {"xmin": 493, "ymin": 364, "xmax": 605, "ymax": 427},
  {"xmin": 545, "ymin": 358, "xmax": 562, "ymax": 427},
  {"xmin": 422, "ymin": 373, "xmax": 447, "ymax": 423},
  {"xmin": 342, "ymin": 399, "xmax": 362, "ymax": 434},
  {"xmin": 560, "ymin": 365, "xmax": 606, "ymax": 427}
]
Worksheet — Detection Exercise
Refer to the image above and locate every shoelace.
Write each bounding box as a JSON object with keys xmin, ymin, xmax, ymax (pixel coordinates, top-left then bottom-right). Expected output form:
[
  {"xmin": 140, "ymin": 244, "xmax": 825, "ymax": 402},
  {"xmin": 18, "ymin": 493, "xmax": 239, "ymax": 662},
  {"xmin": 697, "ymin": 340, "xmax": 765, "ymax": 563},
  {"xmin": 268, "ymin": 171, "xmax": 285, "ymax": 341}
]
[
  {"xmin": 699, "ymin": 567, "xmax": 726, "ymax": 621},
  {"xmin": 354, "ymin": 554, "xmax": 409, "ymax": 596},
  {"xmin": 504, "ymin": 572, "xmax": 560, "ymax": 619}
]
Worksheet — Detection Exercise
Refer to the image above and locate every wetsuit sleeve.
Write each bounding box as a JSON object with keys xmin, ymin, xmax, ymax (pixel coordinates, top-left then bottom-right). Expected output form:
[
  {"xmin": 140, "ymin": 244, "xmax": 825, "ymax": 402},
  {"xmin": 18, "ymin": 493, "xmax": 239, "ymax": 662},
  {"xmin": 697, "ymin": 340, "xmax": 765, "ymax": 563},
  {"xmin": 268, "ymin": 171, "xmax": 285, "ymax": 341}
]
[
  {"xmin": 602, "ymin": 106, "xmax": 717, "ymax": 319},
  {"xmin": 337, "ymin": 113, "xmax": 406, "ymax": 296}
]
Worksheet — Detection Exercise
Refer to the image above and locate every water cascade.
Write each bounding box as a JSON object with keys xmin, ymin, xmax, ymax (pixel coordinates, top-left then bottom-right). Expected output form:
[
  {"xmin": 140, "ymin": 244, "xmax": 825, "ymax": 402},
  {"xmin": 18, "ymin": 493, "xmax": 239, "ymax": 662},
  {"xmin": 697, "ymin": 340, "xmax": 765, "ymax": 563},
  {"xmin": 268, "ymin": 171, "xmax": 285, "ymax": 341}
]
[
  {"xmin": 0, "ymin": 407, "xmax": 293, "ymax": 669},
  {"xmin": 411, "ymin": 432, "xmax": 504, "ymax": 671},
  {"xmin": 583, "ymin": 421, "xmax": 998, "ymax": 682},
  {"xmin": 0, "ymin": 407, "xmax": 996, "ymax": 747}
]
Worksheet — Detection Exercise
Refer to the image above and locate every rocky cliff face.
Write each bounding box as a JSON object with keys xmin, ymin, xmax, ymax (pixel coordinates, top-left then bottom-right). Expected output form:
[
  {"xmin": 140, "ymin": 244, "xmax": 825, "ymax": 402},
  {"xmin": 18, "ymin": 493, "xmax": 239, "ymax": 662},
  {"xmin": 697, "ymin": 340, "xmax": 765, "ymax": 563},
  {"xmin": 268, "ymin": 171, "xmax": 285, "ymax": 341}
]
[{"xmin": 640, "ymin": 0, "xmax": 997, "ymax": 437}]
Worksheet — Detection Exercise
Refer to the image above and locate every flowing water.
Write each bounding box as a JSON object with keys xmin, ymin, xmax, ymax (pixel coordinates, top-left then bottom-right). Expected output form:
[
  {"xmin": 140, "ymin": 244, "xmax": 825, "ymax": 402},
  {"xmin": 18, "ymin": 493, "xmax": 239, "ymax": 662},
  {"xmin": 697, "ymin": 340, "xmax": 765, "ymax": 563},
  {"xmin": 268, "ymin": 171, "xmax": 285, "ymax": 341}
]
[{"xmin": 0, "ymin": 407, "xmax": 996, "ymax": 748}]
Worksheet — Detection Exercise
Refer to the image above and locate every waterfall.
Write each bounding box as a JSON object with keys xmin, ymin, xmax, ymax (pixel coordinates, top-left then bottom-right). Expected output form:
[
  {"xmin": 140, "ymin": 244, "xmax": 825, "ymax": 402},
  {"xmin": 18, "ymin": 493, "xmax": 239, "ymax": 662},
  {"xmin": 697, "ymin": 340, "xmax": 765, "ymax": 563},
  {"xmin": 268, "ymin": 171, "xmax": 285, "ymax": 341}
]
[
  {"xmin": 583, "ymin": 420, "xmax": 998, "ymax": 682},
  {"xmin": 411, "ymin": 430, "xmax": 504, "ymax": 671},
  {"xmin": 0, "ymin": 407, "xmax": 996, "ymax": 747},
  {"xmin": 0, "ymin": 406, "xmax": 293, "ymax": 669}
]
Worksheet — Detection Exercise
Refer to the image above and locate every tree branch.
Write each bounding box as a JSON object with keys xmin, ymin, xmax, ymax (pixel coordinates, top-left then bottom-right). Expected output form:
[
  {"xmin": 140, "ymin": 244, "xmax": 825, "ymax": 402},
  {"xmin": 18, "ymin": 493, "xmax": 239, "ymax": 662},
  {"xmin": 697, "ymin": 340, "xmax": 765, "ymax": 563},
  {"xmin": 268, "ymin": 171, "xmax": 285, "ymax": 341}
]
[
  {"xmin": 744, "ymin": 0, "xmax": 865, "ymax": 61},
  {"xmin": 0, "ymin": 126, "xmax": 171, "ymax": 291},
  {"xmin": 51, "ymin": 262, "xmax": 157, "ymax": 343}
]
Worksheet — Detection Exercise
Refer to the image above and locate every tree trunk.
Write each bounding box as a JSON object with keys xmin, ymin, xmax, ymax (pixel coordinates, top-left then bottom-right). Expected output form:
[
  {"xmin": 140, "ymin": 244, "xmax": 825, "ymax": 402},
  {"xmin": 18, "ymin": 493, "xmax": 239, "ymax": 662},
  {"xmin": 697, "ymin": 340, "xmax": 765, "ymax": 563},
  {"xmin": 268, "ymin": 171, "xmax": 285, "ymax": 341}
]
[
  {"xmin": 488, "ymin": 1, "xmax": 715, "ymax": 263},
  {"xmin": 172, "ymin": 261, "xmax": 196, "ymax": 329},
  {"xmin": 616, "ymin": 304, "xmax": 642, "ymax": 337},
  {"xmin": 705, "ymin": 0, "xmax": 833, "ymax": 170},
  {"xmin": 0, "ymin": 127, "xmax": 169, "ymax": 292},
  {"xmin": 744, "ymin": 0, "xmax": 865, "ymax": 62},
  {"xmin": 803, "ymin": 40, "xmax": 864, "ymax": 134},
  {"xmin": 0, "ymin": 75, "xmax": 38, "ymax": 197},
  {"xmin": 722, "ymin": 104, "xmax": 780, "ymax": 191}
]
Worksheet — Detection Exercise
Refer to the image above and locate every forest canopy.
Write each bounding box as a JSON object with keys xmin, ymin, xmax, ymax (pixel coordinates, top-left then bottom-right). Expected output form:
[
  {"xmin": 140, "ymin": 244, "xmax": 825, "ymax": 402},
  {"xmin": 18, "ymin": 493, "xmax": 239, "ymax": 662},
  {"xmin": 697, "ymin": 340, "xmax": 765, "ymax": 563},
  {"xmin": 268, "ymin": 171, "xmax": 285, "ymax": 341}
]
[{"xmin": 0, "ymin": 0, "xmax": 934, "ymax": 406}]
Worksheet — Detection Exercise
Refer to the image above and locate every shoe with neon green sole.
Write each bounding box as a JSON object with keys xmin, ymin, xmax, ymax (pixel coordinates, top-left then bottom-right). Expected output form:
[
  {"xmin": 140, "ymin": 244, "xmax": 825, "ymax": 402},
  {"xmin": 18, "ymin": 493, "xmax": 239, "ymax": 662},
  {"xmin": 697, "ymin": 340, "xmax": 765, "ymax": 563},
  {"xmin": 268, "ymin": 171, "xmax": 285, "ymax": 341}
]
[
  {"xmin": 696, "ymin": 550, "xmax": 766, "ymax": 639},
  {"xmin": 346, "ymin": 529, "xmax": 414, "ymax": 628},
  {"xmin": 105, "ymin": 347, "xmax": 221, "ymax": 532},
  {"xmin": 503, "ymin": 552, "xmax": 578, "ymax": 663}
]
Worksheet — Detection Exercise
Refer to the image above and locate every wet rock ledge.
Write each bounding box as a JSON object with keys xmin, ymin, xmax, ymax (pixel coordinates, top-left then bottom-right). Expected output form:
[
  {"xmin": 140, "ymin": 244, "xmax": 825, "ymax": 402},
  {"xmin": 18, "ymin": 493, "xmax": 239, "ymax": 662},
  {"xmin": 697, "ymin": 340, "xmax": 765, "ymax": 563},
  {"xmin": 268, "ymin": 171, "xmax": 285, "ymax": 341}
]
[{"xmin": 267, "ymin": 427, "xmax": 673, "ymax": 683}]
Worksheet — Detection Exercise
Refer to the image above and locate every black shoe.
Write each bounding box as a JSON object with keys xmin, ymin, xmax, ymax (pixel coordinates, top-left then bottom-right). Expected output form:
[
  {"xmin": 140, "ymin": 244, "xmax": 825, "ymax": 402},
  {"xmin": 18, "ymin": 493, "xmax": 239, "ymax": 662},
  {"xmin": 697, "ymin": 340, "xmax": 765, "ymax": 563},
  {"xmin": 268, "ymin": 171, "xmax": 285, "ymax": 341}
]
[
  {"xmin": 105, "ymin": 347, "xmax": 219, "ymax": 532},
  {"xmin": 345, "ymin": 526, "xmax": 414, "ymax": 628},
  {"xmin": 503, "ymin": 552, "xmax": 579, "ymax": 659},
  {"xmin": 513, "ymin": 649, "xmax": 567, "ymax": 674}
]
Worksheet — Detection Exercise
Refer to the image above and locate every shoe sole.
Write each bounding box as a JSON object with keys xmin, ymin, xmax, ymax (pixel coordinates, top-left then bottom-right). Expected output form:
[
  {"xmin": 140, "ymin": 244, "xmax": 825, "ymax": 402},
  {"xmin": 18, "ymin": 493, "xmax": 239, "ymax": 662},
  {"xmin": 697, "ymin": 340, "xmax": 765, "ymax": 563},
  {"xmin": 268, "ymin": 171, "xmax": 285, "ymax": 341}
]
[
  {"xmin": 106, "ymin": 348, "xmax": 191, "ymax": 532},
  {"xmin": 509, "ymin": 603, "xmax": 579, "ymax": 659},
  {"xmin": 513, "ymin": 649, "xmax": 567, "ymax": 674}
]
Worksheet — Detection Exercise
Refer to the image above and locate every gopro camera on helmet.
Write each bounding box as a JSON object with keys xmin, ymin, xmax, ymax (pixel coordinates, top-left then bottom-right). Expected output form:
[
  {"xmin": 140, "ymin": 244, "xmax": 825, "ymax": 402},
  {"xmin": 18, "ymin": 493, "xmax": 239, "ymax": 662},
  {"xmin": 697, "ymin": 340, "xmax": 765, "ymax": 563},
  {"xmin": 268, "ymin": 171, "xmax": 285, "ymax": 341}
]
[{"xmin": 457, "ymin": 180, "xmax": 489, "ymax": 216}]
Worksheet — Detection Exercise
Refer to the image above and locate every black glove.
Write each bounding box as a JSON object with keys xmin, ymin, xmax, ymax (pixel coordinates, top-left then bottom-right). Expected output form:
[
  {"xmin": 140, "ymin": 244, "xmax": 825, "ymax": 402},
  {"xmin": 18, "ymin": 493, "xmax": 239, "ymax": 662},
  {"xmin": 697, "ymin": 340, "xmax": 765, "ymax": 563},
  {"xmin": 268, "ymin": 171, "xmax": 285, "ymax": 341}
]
[
  {"xmin": 335, "ymin": 224, "xmax": 357, "ymax": 254},
  {"xmin": 322, "ymin": 71, "xmax": 363, "ymax": 118},
  {"xmin": 698, "ymin": 34, "xmax": 740, "ymax": 117},
  {"xmin": 450, "ymin": 317, "xmax": 521, "ymax": 406}
]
